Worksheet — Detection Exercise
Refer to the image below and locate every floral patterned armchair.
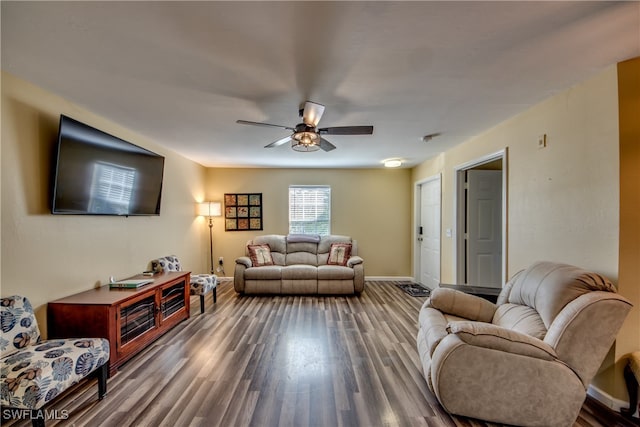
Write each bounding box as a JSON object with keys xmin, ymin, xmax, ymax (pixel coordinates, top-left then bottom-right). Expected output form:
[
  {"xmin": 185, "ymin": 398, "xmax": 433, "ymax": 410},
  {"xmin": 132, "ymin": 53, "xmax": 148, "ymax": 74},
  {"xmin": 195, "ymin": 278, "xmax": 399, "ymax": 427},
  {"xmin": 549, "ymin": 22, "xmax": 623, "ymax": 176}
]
[
  {"xmin": 151, "ymin": 255, "xmax": 217, "ymax": 314},
  {"xmin": 0, "ymin": 295, "xmax": 110, "ymax": 427}
]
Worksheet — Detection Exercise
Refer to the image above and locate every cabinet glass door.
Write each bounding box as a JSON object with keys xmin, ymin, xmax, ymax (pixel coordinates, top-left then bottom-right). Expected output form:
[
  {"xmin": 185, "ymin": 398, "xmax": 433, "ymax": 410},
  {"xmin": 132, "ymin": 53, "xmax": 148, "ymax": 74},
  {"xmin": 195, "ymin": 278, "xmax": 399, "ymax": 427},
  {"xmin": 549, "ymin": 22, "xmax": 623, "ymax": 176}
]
[
  {"xmin": 120, "ymin": 295, "xmax": 156, "ymax": 346},
  {"xmin": 161, "ymin": 281, "xmax": 186, "ymax": 320}
]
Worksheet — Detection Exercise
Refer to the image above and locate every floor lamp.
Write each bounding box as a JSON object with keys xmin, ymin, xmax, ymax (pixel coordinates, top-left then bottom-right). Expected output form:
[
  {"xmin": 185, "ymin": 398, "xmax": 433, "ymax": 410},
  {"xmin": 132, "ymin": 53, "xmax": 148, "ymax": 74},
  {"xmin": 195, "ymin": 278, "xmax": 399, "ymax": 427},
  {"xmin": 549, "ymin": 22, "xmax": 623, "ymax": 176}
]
[{"xmin": 197, "ymin": 201, "xmax": 222, "ymax": 274}]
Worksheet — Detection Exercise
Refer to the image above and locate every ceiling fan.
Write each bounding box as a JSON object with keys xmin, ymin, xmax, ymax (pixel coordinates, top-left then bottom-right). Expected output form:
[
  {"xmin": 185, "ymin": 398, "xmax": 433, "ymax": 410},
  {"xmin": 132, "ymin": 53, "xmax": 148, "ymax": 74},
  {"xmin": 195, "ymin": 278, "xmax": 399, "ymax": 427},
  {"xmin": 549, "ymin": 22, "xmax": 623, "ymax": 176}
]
[{"xmin": 236, "ymin": 101, "xmax": 373, "ymax": 152}]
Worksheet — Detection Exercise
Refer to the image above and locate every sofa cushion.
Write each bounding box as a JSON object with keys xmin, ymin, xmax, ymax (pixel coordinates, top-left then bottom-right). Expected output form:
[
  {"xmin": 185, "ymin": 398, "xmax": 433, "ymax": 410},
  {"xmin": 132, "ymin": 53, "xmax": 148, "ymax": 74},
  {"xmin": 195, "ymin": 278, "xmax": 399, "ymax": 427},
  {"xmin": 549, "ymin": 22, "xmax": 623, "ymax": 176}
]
[
  {"xmin": 287, "ymin": 241, "xmax": 319, "ymax": 254},
  {"xmin": 286, "ymin": 251, "xmax": 318, "ymax": 266},
  {"xmin": 317, "ymin": 265, "xmax": 354, "ymax": 280},
  {"xmin": 1, "ymin": 338, "xmax": 109, "ymax": 410},
  {"xmin": 248, "ymin": 244, "xmax": 274, "ymax": 267},
  {"xmin": 318, "ymin": 235, "xmax": 352, "ymax": 254},
  {"xmin": 328, "ymin": 243, "xmax": 352, "ymax": 266},
  {"xmin": 251, "ymin": 235, "xmax": 286, "ymax": 265},
  {"xmin": 244, "ymin": 266, "xmax": 282, "ymax": 280},
  {"xmin": 492, "ymin": 303, "xmax": 547, "ymax": 340},
  {"xmin": 507, "ymin": 261, "xmax": 616, "ymax": 328},
  {"xmin": 282, "ymin": 265, "xmax": 317, "ymax": 280}
]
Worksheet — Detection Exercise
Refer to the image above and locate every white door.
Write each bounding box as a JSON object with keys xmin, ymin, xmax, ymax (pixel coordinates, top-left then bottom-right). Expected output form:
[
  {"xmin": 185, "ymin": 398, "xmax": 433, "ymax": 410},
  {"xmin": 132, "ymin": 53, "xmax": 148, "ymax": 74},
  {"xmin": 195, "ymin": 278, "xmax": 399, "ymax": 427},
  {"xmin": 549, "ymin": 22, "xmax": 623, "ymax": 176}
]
[
  {"xmin": 467, "ymin": 170, "xmax": 502, "ymax": 287},
  {"xmin": 419, "ymin": 177, "xmax": 441, "ymax": 290}
]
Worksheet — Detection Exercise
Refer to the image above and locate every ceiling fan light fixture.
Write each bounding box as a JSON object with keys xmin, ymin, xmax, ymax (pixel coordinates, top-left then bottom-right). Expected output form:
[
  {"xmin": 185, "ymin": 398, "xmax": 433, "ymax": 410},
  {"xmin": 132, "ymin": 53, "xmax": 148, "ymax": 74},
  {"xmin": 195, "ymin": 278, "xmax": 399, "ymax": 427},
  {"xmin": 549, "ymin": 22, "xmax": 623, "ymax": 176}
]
[
  {"xmin": 292, "ymin": 130, "xmax": 320, "ymax": 152},
  {"xmin": 236, "ymin": 101, "xmax": 373, "ymax": 153}
]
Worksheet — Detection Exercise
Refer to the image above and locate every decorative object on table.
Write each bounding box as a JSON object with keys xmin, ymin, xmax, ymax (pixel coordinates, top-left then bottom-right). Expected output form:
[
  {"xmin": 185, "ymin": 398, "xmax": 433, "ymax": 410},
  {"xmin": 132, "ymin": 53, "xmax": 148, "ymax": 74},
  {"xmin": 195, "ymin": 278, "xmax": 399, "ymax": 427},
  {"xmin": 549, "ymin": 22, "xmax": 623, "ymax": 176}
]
[
  {"xmin": 224, "ymin": 193, "xmax": 262, "ymax": 231},
  {"xmin": 108, "ymin": 278, "xmax": 153, "ymax": 289},
  {"xmin": 396, "ymin": 282, "xmax": 431, "ymax": 297},
  {"xmin": 197, "ymin": 201, "xmax": 222, "ymax": 274}
]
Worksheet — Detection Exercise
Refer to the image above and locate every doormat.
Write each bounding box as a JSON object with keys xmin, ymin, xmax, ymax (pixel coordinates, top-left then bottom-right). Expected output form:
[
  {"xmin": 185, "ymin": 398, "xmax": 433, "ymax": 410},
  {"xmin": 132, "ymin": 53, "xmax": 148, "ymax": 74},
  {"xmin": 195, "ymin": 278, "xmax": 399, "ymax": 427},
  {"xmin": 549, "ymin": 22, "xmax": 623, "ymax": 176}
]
[{"xmin": 396, "ymin": 282, "xmax": 430, "ymax": 297}]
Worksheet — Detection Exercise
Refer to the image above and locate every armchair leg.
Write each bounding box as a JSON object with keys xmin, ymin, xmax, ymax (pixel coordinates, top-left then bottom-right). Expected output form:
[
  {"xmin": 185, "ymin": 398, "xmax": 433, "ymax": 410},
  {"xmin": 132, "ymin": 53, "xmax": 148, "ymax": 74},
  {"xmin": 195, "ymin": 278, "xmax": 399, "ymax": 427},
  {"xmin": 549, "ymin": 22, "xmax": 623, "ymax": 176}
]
[
  {"xmin": 31, "ymin": 417, "xmax": 45, "ymax": 427},
  {"xmin": 199, "ymin": 295, "xmax": 205, "ymax": 314},
  {"xmin": 213, "ymin": 287, "xmax": 217, "ymax": 304},
  {"xmin": 622, "ymin": 363, "xmax": 639, "ymax": 418},
  {"xmin": 97, "ymin": 363, "xmax": 108, "ymax": 400}
]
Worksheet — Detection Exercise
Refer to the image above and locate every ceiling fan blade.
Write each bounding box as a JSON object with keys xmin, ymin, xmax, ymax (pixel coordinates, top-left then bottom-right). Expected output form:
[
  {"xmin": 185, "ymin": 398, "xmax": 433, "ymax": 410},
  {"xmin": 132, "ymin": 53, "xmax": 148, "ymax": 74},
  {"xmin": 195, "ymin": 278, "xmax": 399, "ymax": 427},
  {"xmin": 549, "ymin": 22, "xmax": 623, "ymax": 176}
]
[
  {"xmin": 237, "ymin": 120, "xmax": 294, "ymax": 131},
  {"xmin": 318, "ymin": 137, "xmax": 337, "ymax": 152},
  {"xmin": 318, "ymin": 126, "xmax": 374, "ymax": 135},
  {"xmin": 302, "ymin": 101, "xmax": 325, "ymax": 127},
  {"xmin": 264, "ymin": 135, "xmax": 292, "ymax": 148}
]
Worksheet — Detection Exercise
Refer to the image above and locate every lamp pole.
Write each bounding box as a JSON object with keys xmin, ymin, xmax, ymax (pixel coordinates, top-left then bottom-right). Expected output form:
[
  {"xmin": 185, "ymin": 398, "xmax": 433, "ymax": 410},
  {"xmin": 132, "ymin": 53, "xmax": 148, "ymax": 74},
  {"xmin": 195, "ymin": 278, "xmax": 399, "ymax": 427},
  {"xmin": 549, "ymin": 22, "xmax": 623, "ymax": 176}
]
[
  {"xmin": 208, "ymin": 216, "xmax": 214, "ymax": 275},
  {"xmin": 198, "ymin": 201, "xmax": 221, "ymax": 275}
]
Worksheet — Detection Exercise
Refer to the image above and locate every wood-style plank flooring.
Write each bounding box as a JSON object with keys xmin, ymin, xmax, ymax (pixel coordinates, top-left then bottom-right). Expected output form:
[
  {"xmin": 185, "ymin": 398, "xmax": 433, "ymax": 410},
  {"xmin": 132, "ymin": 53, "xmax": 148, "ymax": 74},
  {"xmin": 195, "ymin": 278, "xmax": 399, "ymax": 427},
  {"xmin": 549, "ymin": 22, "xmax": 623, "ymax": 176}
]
[{"xmin": 3, "ymin": 281, "xmax": 636, "ymax": 426}]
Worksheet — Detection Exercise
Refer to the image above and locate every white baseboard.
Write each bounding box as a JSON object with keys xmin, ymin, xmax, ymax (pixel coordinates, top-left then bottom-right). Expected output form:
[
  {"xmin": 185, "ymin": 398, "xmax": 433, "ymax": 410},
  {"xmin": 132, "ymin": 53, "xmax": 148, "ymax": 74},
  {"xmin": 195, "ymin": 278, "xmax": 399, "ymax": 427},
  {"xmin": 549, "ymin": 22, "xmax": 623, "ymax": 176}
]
[{"xmin": 587, "ymin": 384, "xmax": 636, "ymax": 416}]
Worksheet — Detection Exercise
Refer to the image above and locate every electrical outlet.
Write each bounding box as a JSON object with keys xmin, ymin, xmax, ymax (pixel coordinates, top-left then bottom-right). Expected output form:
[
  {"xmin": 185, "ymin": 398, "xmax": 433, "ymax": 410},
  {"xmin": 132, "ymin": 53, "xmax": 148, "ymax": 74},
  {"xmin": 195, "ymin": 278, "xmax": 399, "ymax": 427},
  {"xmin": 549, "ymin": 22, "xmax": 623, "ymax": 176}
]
[{"xmin": 218, "ymin": 257, "xmax": 224, "ymax": 265}]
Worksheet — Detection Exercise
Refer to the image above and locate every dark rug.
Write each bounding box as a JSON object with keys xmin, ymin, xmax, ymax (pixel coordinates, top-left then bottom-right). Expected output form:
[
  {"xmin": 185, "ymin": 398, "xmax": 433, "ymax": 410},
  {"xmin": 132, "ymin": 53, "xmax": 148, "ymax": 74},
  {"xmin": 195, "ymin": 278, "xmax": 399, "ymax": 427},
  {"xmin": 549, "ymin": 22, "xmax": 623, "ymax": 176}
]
[{"xmin": 396, "ymin": 282, "xmax": 431, "ymax": 297}]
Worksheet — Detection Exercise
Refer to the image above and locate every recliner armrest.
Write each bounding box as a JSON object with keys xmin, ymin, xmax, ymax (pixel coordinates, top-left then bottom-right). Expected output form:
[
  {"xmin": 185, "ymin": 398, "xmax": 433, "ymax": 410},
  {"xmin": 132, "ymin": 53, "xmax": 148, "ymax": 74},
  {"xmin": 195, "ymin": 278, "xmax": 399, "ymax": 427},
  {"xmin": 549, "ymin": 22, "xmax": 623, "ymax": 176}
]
[
  {"xmin": 347, "ymin": 256, "xmax": 363, "ymax": 267},
  {"xmin": 447, "ymin": 321, "xmax": 557, "ymax": 361},
  {"xmin": 428, "ymin": 288, "xmax": 497, "ymax": 322},
  {"xmin": 236, "ymin": 256, "xmax": 252, "ymax": 268}
]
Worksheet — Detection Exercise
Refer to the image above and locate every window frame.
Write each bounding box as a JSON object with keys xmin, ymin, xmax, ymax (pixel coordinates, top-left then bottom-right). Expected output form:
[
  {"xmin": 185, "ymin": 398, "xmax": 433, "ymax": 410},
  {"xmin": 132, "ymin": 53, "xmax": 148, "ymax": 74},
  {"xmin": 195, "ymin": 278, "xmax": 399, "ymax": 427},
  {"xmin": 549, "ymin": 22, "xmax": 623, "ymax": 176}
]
[{"xmin": 288, "ymin": 185, "xmax": 331, "ymax": 236}]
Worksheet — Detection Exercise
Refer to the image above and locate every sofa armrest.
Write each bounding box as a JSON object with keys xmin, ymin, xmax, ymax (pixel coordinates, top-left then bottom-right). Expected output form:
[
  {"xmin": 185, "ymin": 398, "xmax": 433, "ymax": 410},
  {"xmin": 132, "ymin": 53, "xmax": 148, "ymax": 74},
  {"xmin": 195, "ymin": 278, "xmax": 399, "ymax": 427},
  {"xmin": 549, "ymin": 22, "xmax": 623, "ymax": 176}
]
[
  {"xmin": 234, "ymin": 257, "xmax": 252, "ymax": 293},
  {"xmin": 347, "ymin": 256, "xmax": 363, "ymax": 267},
  {"xmin": 429, "ymin": 288, "xmax": 497, "ymax": 322},
  {"xmin": 447, "ymin": 321, "xmax": 557, "ymax": 361},
  {"xmin": 236, "ymin": 256, "xmax": 252, "ymax": 268}
]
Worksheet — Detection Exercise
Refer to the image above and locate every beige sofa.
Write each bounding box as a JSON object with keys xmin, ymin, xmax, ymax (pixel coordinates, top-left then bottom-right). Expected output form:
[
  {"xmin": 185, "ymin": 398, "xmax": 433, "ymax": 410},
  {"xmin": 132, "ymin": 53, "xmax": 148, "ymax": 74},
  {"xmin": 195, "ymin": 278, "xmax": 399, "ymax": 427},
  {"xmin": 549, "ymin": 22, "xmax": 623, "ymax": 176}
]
[
  {"xmin": 417, "ymin": 261, "xmax": 632, "ymax": 427},
  {"xmin": 234, "ymin": 234, "xmax": 364, "ymax": 294}
]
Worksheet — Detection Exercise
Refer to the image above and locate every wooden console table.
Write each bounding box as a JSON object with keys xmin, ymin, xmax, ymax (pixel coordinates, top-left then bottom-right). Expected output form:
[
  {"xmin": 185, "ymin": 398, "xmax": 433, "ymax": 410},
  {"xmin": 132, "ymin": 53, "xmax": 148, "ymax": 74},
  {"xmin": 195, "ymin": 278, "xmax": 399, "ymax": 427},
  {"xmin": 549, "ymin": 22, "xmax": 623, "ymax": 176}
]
[{"xmin": 48, "ymin": 271, "xmax": 190, "ymax": 376}]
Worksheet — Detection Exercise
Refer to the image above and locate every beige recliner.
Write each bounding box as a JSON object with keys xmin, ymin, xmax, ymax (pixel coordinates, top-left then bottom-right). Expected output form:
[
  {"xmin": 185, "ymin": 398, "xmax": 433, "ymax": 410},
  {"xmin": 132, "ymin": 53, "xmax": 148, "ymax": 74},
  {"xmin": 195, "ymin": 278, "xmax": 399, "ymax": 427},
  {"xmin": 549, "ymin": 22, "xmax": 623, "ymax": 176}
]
[{"xmin": 417, "ymin": 261, "xmax": 633, "ymax": 427}]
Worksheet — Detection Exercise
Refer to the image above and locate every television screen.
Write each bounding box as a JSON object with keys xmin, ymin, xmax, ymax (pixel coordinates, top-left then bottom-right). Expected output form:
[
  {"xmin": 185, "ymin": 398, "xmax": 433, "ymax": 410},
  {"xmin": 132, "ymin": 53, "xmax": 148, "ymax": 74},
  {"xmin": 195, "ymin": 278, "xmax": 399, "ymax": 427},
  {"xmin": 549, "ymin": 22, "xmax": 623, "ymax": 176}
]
[{"xmin": 51, "ymin": 115, "xmax": 165, "ymax": 216}]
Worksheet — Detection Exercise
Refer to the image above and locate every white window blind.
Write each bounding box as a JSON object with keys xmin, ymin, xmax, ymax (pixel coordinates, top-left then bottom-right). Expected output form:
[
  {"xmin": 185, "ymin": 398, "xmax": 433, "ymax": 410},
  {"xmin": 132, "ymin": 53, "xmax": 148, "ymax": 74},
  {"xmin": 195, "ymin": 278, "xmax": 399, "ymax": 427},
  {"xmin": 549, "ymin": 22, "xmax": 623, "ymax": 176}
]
[{"xmin": 289, "ymin": 185, "xmax": 331, "ymax": 236}]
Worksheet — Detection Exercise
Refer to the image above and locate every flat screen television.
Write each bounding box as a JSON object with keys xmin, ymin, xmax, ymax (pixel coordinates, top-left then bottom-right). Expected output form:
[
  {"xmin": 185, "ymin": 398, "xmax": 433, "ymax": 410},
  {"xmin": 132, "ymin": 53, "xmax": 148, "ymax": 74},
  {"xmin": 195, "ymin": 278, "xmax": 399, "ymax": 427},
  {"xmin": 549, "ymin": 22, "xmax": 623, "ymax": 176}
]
[{"xmin": 51, "ymin": 115, "xmax": 165, "ymax": 216}]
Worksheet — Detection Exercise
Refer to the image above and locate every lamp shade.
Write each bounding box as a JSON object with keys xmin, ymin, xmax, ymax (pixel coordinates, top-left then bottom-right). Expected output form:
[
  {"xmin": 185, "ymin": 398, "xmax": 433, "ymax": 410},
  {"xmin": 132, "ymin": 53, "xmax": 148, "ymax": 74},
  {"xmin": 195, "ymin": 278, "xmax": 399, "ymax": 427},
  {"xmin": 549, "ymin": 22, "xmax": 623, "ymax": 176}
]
[{"xmin": 197, "ymin": 201, "xmax": 222, "ymax": 217}]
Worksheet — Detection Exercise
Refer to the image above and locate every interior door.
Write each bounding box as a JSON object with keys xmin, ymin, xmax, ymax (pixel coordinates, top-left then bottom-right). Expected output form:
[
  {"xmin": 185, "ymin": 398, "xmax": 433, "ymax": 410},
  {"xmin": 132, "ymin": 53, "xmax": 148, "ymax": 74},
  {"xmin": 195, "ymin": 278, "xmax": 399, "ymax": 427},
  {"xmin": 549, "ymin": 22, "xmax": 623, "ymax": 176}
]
[
  {"xmin": 419, "ymin": 177, "xmax": 441, "ymax": 290},
  {"xmin": 466, "ymin": 170, "xmax": 502, "ymax": 287}
]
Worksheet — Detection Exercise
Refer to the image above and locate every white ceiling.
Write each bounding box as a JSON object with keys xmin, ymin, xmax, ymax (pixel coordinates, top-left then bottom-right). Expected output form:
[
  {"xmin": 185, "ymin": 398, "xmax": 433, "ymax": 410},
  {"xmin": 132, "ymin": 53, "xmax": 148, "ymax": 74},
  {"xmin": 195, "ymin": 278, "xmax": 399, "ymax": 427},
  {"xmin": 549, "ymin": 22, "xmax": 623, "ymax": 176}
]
[{"xmin": 2, "ymin": 1, "xmax": 639, "ymax": 169}]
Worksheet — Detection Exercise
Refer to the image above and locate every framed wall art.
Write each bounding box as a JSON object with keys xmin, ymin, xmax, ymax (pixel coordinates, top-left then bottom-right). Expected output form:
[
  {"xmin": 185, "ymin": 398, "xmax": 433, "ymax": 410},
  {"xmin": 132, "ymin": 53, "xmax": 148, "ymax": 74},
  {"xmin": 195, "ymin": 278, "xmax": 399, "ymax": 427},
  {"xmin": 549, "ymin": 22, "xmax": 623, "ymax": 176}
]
[{"xmin": 224, "ymin": 193, "xmax": 263, "ymax": 231}]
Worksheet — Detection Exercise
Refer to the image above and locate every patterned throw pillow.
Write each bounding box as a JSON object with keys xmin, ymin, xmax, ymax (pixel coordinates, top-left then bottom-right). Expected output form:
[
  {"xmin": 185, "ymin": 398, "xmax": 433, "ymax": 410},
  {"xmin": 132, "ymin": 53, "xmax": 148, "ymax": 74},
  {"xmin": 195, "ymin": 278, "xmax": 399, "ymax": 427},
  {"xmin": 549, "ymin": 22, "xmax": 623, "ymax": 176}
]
[
  {"xmin": 328, "ymin": 243, "xmax": 352, "ymax": 266},
  {"xmin": 248, "ymin": 244, "xmax": 274, "ymax": 267}
]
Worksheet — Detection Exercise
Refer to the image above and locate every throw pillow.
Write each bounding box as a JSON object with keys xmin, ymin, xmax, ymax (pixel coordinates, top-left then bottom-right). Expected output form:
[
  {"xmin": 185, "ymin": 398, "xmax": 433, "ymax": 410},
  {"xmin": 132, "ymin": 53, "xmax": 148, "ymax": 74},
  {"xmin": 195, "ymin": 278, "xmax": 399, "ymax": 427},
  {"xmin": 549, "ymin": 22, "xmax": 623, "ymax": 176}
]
[
  {"xmin": 328, "ymin": 243, "xmax": 352, "ymax": 266},
  {"xmin": 248, "ymin": 244, "xmax": 274, "ymax": 267}
]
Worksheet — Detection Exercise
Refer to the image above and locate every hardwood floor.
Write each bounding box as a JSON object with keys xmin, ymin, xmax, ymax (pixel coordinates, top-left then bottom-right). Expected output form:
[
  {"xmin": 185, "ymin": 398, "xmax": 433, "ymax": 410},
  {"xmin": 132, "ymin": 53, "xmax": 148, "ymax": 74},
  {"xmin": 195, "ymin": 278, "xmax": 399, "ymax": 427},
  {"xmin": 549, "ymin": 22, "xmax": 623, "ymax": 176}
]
[{"xmin": 3, "ymin": 281, "xmax": 637, "ymax": 426}]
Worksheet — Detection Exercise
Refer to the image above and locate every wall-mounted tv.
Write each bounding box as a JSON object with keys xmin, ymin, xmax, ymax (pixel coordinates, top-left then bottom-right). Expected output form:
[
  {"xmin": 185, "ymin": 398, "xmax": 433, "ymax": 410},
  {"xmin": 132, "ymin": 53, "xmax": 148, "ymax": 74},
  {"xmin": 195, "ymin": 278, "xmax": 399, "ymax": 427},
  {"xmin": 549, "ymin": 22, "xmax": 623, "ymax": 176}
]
[{"xmin": 51, "ymin": 115, "xmax": 165, "ymax": 216}]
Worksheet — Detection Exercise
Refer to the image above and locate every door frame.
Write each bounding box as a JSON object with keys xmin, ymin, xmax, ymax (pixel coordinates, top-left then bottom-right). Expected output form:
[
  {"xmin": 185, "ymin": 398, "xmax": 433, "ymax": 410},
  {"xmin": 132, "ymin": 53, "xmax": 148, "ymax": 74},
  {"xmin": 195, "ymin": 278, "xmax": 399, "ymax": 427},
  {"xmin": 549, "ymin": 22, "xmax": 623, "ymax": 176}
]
[
  {"xmin": 413, "ymin": 173, "xmax": 442, "ymax": 286},
  {"xmin": 453, "ymin": 149, "xmax": 508, "ymax": 286}
]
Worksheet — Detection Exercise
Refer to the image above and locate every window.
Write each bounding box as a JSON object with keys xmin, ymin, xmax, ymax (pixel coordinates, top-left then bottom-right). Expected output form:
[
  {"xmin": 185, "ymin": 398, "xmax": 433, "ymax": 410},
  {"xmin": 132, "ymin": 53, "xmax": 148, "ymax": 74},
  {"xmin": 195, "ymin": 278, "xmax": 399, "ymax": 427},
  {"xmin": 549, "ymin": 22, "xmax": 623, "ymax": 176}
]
[{"xmin": 289, "ymin": 185, "xmax": 331, "ymax": 235}]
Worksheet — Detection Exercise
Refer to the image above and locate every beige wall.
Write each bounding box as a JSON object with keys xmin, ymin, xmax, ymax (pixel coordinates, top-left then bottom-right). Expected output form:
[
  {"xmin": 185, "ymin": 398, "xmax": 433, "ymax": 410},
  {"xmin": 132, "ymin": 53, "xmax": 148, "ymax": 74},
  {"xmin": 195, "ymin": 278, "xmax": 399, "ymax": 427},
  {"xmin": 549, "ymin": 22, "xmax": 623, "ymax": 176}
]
[
  {"xmin": 414, "ymin": 65, "xmax": 620, "ymax": 282},
  {"xmin": 1, "ymin": 72, "xmax": 208, "ymax": 336},
  {"xmin": 412, "ymin": 63, "xmax": 637, "ymax": 400},
  {"xmin": 205, "ymin": 167, "xmax": 412, "ymax": 278}
]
